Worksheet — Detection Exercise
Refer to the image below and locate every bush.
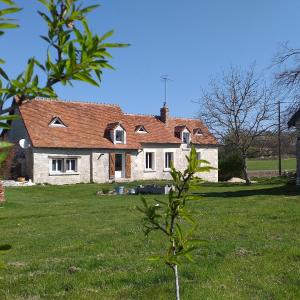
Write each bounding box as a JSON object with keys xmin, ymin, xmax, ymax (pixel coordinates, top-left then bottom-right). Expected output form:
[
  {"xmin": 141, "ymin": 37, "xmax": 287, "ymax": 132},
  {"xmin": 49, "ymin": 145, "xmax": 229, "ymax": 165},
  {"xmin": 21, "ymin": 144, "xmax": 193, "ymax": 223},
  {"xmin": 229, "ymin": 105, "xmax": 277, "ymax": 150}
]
[
  {"xmin": 102, "ymin": 187, "xmax": 110, "ymax": 194},
  {"xmin": 219, "ymin": 151, "xmax": 243, "ymax": 181}
]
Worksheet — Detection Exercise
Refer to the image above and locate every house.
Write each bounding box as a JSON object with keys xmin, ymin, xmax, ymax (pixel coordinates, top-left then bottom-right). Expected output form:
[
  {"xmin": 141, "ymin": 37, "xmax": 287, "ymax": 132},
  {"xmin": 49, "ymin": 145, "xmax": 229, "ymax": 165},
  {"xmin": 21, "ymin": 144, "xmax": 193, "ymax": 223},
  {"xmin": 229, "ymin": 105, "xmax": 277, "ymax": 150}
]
[
  {"xmin": 288, "ymin": 108, "xmax": 300, "ymax": 185},
  {"xmin": 5, "ymin": 98, "xmax": 218, "ymax": 185}
]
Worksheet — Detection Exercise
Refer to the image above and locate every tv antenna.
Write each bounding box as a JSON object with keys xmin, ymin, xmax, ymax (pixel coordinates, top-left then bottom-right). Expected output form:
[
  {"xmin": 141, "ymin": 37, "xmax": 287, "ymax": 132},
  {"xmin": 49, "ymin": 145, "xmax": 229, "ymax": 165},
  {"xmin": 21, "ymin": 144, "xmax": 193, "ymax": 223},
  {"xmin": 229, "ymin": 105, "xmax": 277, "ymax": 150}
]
[{"xmin": 160, "ymin": 75, "xmax": 173, "ymax": 105}]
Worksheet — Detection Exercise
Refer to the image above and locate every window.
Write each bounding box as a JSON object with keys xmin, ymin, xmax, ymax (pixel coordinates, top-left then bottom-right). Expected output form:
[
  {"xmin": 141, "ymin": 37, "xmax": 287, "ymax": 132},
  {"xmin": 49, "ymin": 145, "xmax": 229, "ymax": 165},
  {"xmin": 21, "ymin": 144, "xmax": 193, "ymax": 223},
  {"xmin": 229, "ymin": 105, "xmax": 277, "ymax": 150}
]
[
  {"xmin": 194, "ymin": 128, "xmax": 203, "ymax": 135},
  {"xmin": 196, "ymin": 152, "xmax": 201, "ymax": 161},
  {"xmin": 49, "ymin": 117, "xmax": 66, "ymax": 127},
  {"xmin": 182, "ymin": 132, "xmax": 190, "ymax": 144},
  {"xmin": 50, "ymin": 158, "xmax": 78, "ymax": 174},
  {"xmin": 52, "ymin": 159, "xmax": 63, "ymax": 172},
  {"xmin": 164, "ymin": 152, "xmax": 173, "ymax": 169},
  {"xmin": 145, "ymin": 152, "xmax": 155, "ymax": 170},
  {"xmin": 115, "ymin": 130, "xmax": 124, "ymax": 142},
  {"xmin": 66, "ymin": 159, "xmax": 77, "ymax": 172},
  {"xmin": 136, "ymin": 126, "xmax": 148, "ymax": 133}
]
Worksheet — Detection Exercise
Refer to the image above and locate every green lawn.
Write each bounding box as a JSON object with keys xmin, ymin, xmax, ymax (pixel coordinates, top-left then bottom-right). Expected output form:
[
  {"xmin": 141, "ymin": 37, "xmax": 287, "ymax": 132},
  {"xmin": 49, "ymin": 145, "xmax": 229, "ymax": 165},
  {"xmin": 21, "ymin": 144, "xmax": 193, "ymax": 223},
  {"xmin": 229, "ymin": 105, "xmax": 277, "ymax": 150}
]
[
  {"xmin": 0, "ymin": 182, "xmax": 299, "ymax": 299},
  {"xmin": 247, "ymin": 158, "xmax": 296, "ymax": 171}
]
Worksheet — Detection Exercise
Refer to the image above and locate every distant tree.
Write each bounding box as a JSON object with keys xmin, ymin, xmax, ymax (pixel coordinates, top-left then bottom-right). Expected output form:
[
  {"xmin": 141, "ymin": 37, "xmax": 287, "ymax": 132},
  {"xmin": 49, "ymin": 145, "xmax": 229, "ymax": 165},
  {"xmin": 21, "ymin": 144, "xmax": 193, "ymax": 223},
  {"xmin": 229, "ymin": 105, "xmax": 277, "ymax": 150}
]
[
  {"xmin": 273, "ymin": 43, "xmax": 300, "ymax": 122},
  {"xmin": 199, "ymin": 65, "xmax": 276, "ymax": 184},
  {"xmin": 0, "ymin": 0, "xmax": 128, "ymax": 163}
]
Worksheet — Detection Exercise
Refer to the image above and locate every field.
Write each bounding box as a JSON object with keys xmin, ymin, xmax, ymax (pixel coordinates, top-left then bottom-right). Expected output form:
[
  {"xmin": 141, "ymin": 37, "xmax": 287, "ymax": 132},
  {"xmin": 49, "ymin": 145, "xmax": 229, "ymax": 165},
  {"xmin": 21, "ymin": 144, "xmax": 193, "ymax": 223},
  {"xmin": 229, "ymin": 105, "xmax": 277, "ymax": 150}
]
[
  {"xmin": 0, "ymin": 182, "xmax": 299, "ymax": 299},
  {"xmin": 247, "ymin": 158, "xmax": 296, "ymax": 171}
]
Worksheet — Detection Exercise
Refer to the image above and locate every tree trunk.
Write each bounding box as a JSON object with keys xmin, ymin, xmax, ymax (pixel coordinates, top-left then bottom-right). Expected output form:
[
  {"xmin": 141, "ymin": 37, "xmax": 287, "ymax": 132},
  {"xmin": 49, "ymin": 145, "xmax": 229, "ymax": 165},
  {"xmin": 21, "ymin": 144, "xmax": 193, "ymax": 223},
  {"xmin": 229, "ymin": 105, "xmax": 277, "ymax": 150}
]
[
  {"xmin": 173, "ymin": 264, "xmax": 180, "ymax": 300},
  {"xmin": 242, "ymin": 156, "xmax": 251, "ymax": 185}
]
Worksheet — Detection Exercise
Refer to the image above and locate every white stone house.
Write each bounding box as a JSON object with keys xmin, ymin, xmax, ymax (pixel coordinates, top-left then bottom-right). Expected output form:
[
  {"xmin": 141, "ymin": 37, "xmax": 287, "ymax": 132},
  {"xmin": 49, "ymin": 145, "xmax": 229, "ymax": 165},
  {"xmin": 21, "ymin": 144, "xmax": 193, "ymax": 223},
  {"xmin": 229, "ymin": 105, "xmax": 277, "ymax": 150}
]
[
  {"xmin": 5, "ymin": 98, "xmax": 218, "ymax": 185},
  {"xmin": 288, "ymin": 108, "xmax": 300, "ymax": 185}
]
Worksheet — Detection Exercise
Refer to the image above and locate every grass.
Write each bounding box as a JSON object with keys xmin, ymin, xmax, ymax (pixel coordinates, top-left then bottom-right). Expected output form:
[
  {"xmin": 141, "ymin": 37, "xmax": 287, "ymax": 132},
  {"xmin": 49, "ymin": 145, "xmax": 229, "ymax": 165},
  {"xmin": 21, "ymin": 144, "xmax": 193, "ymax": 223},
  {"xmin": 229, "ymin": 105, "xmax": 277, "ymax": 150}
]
[
  {"xmin": 0, "ymin": 182, "xmax": 299, "ymax": 299},
  {"xmin": 247, "ymin": 158, "xmax": 296, "ymax": 171}
]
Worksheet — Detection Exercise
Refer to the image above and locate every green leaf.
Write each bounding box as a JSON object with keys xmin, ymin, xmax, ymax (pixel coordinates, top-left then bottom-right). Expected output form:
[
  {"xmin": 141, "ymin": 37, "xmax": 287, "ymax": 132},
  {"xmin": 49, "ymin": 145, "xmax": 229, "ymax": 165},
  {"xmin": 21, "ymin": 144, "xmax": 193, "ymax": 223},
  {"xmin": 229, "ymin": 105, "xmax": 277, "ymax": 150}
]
[
  {"xmin": 0, "ymin": 22, "xmax": 18, "ymax": 29},
  {"xmin": 0, "ymin": 114, "xmax": 18, "ymax": 121},
  {"xmin": 80, "ymin": 5, "xmax": 100, "ymax": 15},
  {"xmin": 0, "ymin": 141, "xmax": 13, "ymax": 148},
  {"xmin": 73, "ymin": 73, "xmax": 99, "ymax": 87},
  {"xmin": 0, "ymin": 67, "xmax": 9, "ymax": 80},
  {"xmin": 24, "ymin": 58, "xmax": 34, "ymax": 83},
  {"xmin": 0, "ymin": 0, "xmax": 15, "ymax": 5},
  {"xmin": 0, "ymin": 7, "xmax": 21, "ymax": 16},
  {"xmin": 99, "ymin": 30, "xmax": 114, "ymax": 43},
  {"xmin": 0, "ymin": 122, "xmax": 10, "ymax": 129}
]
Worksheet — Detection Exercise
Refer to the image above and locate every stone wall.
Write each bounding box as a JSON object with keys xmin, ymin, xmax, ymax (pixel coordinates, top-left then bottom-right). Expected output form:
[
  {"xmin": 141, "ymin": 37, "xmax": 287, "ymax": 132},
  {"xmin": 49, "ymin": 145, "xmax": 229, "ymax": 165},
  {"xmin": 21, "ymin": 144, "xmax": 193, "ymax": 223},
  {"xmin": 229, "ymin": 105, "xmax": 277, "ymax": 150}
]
[
  {"xmin": 32, "ymin": 144, "xmax": 218, "ymax": 185},
  {"xmin": 131, "ymin": 144, "xmax": 218, "ymax": 182},
  {"xmin": 32, "ymin": 148, "xmax": 92, "ymax": 184},
  {"xmin": 7, "ymin": 107, "xmax": 33, "ymax": 179}
]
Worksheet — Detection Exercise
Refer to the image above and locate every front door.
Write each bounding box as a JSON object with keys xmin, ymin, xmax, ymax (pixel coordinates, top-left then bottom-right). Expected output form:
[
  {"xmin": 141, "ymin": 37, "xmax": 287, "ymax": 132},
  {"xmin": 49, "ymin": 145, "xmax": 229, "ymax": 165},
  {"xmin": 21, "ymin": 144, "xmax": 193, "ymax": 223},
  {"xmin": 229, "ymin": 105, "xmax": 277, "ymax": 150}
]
[{"xmin": 115, "ymin": 154, "xmax": 124, "ymax": 178}]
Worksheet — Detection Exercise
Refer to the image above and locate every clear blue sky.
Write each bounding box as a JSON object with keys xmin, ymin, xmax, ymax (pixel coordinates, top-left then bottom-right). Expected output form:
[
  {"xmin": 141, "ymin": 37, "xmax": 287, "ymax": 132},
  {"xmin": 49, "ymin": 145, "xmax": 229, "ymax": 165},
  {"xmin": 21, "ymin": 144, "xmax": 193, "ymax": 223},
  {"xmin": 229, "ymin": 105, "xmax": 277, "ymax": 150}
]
[{"xmin": 2, "ymin": 0, "xmax": 300, "ymax": 117}]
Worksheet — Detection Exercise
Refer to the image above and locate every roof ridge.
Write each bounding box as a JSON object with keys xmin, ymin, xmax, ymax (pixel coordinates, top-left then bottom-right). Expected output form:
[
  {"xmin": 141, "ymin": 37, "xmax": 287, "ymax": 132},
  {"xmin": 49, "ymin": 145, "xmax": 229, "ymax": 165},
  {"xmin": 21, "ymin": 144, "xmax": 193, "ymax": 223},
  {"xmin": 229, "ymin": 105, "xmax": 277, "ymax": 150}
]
[
  {"xmin": 124, "ymin": 112, "xmax": 157, "ymax": 117},
  {"xmin": 33, "ymin": 97, "xmax": 121, "ymax": 108}
]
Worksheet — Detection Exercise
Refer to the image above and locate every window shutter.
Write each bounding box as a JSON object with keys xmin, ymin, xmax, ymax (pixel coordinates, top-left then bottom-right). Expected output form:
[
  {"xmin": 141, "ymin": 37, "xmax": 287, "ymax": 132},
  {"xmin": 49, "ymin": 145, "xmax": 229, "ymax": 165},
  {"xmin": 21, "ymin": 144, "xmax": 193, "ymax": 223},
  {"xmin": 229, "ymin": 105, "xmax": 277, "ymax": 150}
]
[
  {"xmin": 125, "ymin": 153, "xmax": 131, "ymax": 178},
  {"xmin": 109, "ymin": 153, "xmax": 115, "ymax": 179}
]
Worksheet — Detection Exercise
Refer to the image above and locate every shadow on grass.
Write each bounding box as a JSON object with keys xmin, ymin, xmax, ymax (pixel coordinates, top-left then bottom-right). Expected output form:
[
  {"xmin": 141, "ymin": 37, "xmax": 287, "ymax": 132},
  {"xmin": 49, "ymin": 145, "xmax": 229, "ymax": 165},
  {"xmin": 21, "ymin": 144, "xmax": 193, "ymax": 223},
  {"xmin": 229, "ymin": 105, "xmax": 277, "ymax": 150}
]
[
  {"xmin": 0, "ymin": 244, "xmax": 12, "ymax": 251},
  {"xmin": 197, "ymin": 184, "xmax": 300, "ymax": 198}
]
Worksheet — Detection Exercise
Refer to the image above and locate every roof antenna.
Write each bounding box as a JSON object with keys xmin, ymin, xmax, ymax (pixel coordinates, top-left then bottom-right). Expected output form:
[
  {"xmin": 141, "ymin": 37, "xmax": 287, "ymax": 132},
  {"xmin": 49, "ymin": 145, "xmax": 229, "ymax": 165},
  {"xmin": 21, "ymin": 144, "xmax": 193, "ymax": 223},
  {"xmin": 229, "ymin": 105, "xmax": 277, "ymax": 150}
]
[{"xmin": 160, "ymin": 75, "xmax": 173, "ymax": 106}]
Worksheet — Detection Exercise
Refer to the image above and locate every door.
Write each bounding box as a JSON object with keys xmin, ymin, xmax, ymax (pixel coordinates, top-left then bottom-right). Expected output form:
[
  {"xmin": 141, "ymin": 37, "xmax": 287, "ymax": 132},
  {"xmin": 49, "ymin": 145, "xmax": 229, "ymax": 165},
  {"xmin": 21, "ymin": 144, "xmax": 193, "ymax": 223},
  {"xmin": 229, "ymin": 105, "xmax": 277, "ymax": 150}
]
[{"xmin": 115, "ymin": 153, "xmax": 124, "ymax": 178}]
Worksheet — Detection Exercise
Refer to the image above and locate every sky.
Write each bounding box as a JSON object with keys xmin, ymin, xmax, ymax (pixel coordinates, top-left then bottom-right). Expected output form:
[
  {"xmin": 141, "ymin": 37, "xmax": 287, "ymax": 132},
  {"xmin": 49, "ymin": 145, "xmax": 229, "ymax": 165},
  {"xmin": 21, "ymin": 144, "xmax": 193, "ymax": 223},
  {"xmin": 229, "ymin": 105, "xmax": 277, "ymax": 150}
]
[{"xmin": 2, "ymin": 0, "xmax": 300, "ymax": 118}]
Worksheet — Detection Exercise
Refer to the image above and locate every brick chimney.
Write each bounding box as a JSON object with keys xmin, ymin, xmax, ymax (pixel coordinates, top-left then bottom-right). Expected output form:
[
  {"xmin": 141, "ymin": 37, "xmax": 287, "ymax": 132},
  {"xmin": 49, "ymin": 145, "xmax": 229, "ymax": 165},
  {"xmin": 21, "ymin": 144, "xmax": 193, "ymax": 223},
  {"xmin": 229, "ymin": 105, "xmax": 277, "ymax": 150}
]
[
  {"xmin": 0, "ymin": 183, "xmax": 5, "ymax": 203},
  {"xmin": 160, "ymin": 102, "xmax": 169, "ymax": 125}
]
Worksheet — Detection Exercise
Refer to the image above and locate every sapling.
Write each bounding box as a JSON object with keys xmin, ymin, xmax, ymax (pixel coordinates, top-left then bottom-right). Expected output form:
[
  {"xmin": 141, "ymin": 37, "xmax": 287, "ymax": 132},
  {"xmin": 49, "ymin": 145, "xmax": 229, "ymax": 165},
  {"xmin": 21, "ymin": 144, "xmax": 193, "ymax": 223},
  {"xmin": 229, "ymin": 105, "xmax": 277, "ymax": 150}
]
[{"xmin": 137, "ymin": 146, "xmax": 214, "ymax": 300}]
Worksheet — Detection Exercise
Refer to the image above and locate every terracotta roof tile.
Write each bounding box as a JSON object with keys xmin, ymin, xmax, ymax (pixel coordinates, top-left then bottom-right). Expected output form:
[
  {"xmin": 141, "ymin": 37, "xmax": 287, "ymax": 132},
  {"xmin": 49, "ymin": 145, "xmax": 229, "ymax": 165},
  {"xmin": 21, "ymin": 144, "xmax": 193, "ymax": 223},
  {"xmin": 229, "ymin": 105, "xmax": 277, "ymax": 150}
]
[{"xmin": 18, "ymin": 98, "xmax": 217, "ymax": 149}]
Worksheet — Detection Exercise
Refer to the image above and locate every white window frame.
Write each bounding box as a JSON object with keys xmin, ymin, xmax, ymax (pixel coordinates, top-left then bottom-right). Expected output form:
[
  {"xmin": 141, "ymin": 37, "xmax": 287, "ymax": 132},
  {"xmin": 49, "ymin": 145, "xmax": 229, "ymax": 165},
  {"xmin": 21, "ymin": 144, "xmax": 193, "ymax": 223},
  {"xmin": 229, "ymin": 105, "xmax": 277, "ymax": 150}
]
[
  {"xmin": 164, "ymin": 151, "xmax": 174, "ymax": 170},
  {"xmin": 182, "ymin": 131, "xmax": 190, "ymax": 144},
  {"xmin": 145, "ymin": 152, "xmax": 156, "ymax": 171},
  {"xmin": 194, "ymin": 128, "xmax": 203, "ymax": 136},
  {"xmin": 136, "ymin": 126, "xmax": 148, "ymax": 133},
  {"xmin": 51, "ymin": 159, "xmax": 64, "ymax": 173},
  {"xmin": 196, "ymin": 151, "xmax": 201, "ymax": 166},
  {"xmin": 49, "ymin": 117, "xmax": 66, "ymax": 128},
  {"xmin": 49, "ymin": 157, "xmax": 79, "ymax": 175},
  {"xmin": 114, "ymin": 125, "xmax": 126, "ymax": 144},
  {"xmin": 65, "ymin": 158, "xmax": 77, "ymax": 173}
]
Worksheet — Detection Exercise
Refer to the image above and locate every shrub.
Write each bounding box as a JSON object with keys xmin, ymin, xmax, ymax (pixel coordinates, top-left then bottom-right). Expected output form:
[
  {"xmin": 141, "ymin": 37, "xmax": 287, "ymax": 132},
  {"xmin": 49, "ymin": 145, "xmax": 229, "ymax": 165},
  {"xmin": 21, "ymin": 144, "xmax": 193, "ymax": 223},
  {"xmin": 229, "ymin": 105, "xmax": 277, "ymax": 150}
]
[
  {"xmin": 219, "ymin": 151, "xmax": 243, "ymax": 181},
  {"xmin": 102, "ymin": 187, "xmax": 110, "ymax": 194}
]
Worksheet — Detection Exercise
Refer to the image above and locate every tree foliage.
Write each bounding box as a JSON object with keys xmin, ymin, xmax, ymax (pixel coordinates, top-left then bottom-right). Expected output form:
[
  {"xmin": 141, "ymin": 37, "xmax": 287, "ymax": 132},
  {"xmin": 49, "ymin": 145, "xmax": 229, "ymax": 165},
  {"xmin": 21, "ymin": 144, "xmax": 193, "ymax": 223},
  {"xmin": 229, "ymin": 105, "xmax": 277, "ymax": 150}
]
[
  {"xmin": 137, "ymin": 147, "xmax": 214, "ymax": 300},
  {"xmin": 0, "ymin": 0, "xmax": 128, "ymax": 164}
]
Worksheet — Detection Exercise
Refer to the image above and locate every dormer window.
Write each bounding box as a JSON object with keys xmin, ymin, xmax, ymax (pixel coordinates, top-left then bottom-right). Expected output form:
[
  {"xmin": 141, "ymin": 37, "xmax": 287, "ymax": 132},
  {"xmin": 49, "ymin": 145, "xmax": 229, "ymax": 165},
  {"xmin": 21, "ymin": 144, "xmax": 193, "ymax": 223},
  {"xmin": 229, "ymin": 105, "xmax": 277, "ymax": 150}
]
[
  {"xmin": 194, "ymin": 128, "xmax": 203, "ymax": 135},
  {"xmin": 135, "ymin": 125, "xmax": 148, "ymax": 133},
  {"xmin": 115, "ymin": 130, "xmax": 124, "ymax": 143},
  {"xmin": 49, "ymin": 117, "xmax": 66, "ymax": 128},
  {"xmin": 182, "ymin": 131, "xmax": 190, "ymax": 144},
  {"xmin": 114, "ymin": 124, "xmax": 126, "ymax": 144}
]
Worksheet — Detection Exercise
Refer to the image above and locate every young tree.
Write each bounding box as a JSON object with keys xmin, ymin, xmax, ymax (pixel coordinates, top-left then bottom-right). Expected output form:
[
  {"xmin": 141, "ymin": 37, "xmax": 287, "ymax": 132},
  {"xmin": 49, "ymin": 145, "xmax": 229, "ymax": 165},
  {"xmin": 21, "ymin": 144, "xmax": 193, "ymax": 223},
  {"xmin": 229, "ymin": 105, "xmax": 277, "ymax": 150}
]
[
  {"xmin": 199, "ymin": 66, "xmax": 276, "ymax": 184},
  {"xmin": 137, "ymin": 147, "xmax": 213, "ymax": 300},
  {"xmin": 0, "ymin": 0, "xmax": 21, "ymax": 164},
  {"xmin": 0, "ymin": 0, "xmax": 128, "ymax": 162}
]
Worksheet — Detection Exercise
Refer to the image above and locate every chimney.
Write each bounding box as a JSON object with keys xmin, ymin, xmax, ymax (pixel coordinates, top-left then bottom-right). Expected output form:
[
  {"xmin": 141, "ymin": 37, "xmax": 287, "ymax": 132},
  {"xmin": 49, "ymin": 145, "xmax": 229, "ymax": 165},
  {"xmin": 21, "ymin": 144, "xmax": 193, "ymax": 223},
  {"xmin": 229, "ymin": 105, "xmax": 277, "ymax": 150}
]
[{"xmin": 160, "ymin": 102, "xmax": 169, "ymax": 125}]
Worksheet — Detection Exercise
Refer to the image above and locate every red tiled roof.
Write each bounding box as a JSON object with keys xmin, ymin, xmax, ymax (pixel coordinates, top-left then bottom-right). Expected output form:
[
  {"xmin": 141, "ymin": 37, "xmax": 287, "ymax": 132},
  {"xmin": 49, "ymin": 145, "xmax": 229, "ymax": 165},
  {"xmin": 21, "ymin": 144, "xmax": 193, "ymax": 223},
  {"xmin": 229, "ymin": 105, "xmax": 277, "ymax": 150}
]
[{"xmin": 18, "ymin": 98, "xmax": 217, "ymax": 149}]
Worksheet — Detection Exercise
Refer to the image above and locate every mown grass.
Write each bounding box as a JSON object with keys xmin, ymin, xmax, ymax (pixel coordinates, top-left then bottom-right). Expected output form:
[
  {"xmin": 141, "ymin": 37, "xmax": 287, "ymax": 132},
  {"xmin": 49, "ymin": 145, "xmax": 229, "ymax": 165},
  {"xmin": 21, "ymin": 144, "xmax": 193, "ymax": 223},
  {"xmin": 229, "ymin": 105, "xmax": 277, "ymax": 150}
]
[
  {"xmin": 0, "ymin": 182, "xmax": 299, "ymax": 299},
  {"xmin": 247, "ymin": 158, "xmax": 296, "ymax": 171}
]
